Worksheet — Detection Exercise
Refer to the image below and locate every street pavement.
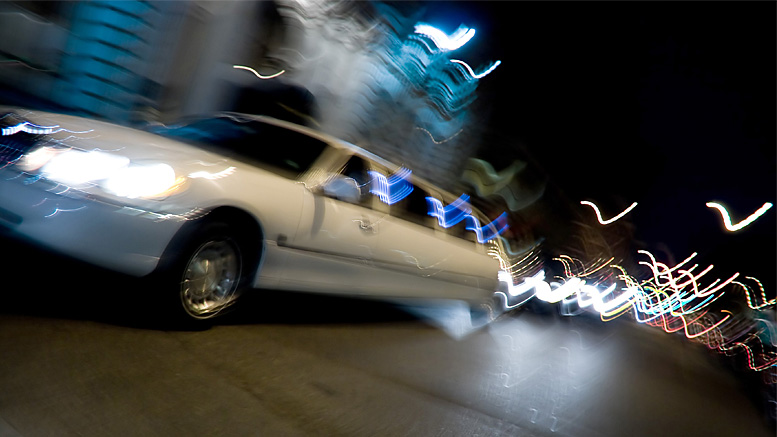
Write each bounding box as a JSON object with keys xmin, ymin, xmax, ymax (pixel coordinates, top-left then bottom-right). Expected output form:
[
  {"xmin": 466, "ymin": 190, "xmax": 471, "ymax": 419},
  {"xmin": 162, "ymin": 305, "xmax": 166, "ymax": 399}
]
[{"xmin": 0, "ymin": 237, "xmax": 774, "ymax": 436}]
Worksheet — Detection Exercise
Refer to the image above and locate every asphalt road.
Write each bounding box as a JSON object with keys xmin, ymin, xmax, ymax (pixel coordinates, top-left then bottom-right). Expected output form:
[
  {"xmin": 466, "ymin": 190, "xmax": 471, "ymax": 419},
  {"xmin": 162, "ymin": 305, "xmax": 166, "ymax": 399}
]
[{"xmin": 0, "ymin": 237, "xmax": 774, "ymax": 436}]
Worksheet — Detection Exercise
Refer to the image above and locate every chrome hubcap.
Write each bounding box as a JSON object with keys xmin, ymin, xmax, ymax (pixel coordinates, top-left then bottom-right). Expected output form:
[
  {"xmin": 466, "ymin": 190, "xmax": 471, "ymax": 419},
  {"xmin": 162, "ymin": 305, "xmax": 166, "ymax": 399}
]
[{"xmin": 181, "ymin": 239, "xmax": 241, "ymax": 318}]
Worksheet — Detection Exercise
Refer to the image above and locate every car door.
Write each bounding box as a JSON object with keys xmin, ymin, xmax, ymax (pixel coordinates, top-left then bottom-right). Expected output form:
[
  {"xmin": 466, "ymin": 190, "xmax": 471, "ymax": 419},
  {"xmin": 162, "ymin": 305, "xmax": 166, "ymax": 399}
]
[
  {"xmin": 431, "ymin": 200, "xmax": 500, "ymax": 293},
  {"xmin": 370, "ymin": 171, "xmax": 500, "ymax": 300},
  {"xmin": 367, "ymin": 166, "xmax": 452, "ymax": 296},
  {"xmin": 280, "ymin": 152, "xmax": 383, "ymax": 290}
]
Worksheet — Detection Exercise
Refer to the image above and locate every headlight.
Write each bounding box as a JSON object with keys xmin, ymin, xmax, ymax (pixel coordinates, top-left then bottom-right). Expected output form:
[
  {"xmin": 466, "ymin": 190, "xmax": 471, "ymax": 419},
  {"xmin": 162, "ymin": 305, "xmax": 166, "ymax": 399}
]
[
  {"xmin": 41, "ymin": 149, "xmax": 130, "ymax": 186},
  {"xmin": 18, "ymin": 146, "xmax": 185, "ymax": 199},
  {"xmin": 15, "ymin": 146, "xmax": 65, "ymax": 171},
  {"xmin": 102, "ymin": 163, "xmax": 181, "ymax": 199}
]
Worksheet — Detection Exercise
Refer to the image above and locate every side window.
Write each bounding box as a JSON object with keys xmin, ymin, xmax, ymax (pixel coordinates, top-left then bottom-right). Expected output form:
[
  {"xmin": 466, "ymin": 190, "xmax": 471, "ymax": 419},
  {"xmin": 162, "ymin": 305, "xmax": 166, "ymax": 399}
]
[
  {"xmin": 239, "ymin": 123, "xmax": 328, "ymax": 179},
  {"xmin": 391, "ymin": 184, "xmax": 433, "ymax": 229},
  {"xmin": 336, "ymin": 155, "xmax": 373, "ymax": 207},
  {"xmin": 447, "ymin": 219, "xmax": 473, "ymax": 241},
  {"xmin": 426, "ymin": 193, "xmax": 476, "ymax": 242},
  {"xmin": 444, "ymin": 210, "xmax": 477, "ymax": 242},
  {"xmin": 159, "ymin": 118, "xmax": 328, "ymax": 180}
]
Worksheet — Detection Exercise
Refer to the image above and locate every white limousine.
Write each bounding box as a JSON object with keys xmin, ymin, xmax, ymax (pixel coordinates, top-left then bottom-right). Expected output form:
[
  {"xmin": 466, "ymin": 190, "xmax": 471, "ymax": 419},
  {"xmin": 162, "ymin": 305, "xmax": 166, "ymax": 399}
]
[{"xmin": 0, "ymin": 108, "xmax": 510, "ymax": 323}]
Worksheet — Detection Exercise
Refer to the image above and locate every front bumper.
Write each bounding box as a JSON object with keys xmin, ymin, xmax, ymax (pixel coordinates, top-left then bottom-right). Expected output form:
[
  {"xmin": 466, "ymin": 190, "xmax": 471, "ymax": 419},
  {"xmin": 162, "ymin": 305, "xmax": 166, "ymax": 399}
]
[{"xmin": 0, "ymin": 169, "xmax": 189, "ymax": 277}]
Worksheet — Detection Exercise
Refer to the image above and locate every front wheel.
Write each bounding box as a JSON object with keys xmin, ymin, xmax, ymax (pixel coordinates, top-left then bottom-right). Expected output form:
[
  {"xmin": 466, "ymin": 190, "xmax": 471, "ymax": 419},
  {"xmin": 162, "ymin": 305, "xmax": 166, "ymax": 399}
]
[
  {"xmin": 155, "ymin": 221, "xmax": 255, "ymax": 325},
  {"xmin": 180, "ymin": 233, "xmax": 242, "ymax": 319}
]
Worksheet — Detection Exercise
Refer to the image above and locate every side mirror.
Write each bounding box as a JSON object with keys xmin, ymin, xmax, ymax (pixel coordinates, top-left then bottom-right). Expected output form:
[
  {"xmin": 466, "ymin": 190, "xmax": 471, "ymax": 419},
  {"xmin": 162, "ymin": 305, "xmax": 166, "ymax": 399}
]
[{"xmin": 321, "ymin": 175, "xmax": 362, "ymax": 203}]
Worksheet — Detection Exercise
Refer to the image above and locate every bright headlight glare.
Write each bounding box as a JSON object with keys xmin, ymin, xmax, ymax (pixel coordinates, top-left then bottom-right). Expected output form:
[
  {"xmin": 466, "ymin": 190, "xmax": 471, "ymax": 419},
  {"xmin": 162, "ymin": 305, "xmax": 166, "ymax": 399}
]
[
  {"xmin": 102, "ymin": 163, "xmax": 178, "ymax": 199},
  {"xmin": 16, "ymin": 146, "xmax": 63, "ymax": 171},
  {"xmin": 41, "ymin": 150, "xmax": 130, "ymax": 186}
]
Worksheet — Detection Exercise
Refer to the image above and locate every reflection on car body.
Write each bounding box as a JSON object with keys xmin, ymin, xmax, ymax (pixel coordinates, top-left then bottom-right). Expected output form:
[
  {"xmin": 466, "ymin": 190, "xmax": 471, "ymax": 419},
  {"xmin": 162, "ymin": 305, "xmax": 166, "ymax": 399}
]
[{"xmin": 0, "ymin": 108, "xmax": 509, "ymax": 323}]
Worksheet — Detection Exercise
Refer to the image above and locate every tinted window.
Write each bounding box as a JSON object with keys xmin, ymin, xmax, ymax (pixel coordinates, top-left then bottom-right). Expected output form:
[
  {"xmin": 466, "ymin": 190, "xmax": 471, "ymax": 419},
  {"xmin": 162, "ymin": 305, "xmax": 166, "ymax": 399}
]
[
  {"xmin": 448, "ymin": 218, "xmax": 477, "ymax": 242},
  {"xmin": 339, "ymin": 155, "xmax": 373, "ymax": 207},
  {"xmin": 391, "ymin": 184, "xmax": 433, "ymax": 229},
  {"xmin": 150, "ymin": 117, "xmax": 327, "ymax": 179}
]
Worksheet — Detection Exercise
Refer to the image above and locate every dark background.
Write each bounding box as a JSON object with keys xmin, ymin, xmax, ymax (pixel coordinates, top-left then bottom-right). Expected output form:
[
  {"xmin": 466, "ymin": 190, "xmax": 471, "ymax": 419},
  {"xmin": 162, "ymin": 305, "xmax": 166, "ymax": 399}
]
[{"xmin": 418, "ymin": 1, "xmax": 775, "ymax": 294}]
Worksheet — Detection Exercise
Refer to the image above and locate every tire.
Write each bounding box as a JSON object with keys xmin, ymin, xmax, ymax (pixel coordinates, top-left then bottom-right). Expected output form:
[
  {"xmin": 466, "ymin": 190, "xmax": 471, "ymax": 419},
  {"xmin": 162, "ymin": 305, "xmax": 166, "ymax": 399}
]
[{"xmin": 156, "ymin": 220, "xmax": 255, "ymax": 325}]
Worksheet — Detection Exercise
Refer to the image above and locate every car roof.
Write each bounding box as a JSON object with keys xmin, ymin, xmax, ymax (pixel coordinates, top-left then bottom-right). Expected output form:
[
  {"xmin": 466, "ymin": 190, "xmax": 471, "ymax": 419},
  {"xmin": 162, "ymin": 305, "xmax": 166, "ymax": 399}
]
[{"xmin": 216, "ymin": 112, "xmax": 471, "ymax": 204}]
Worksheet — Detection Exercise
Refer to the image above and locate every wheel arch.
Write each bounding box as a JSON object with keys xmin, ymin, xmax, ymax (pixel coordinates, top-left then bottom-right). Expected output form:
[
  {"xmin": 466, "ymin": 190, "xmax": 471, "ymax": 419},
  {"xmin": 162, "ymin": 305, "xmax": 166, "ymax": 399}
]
[{"xmin": 157, "ymin": 205, "xmax": 266, "ymax": 283}]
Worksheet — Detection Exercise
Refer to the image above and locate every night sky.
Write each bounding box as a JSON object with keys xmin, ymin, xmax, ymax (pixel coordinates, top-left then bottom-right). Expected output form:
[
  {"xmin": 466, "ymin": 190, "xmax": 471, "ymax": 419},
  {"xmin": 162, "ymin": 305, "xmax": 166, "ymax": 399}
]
[{"xmin": 419, "ymin": 2, "xmax": 776, "ymax": 293}]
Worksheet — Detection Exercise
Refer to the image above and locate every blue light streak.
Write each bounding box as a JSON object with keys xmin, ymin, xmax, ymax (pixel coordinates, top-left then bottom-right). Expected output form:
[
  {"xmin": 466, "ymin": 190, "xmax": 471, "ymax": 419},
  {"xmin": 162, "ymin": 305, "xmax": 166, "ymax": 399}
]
[
  {"xmin": 426, "ymin": 194, "xmax": 472, "ymax": 227},
  {"xmin": 1, "ymin": 121, "xmax": 91, "ymax": 136},
  {"xmin": 1, "ymin": 121, "xmax": 59, "ymax": 136},
  {"xmin": 367, "ymin": 166, "xmax": 509, "ymax": 243},
  {"xmin": 413, "ymin": 23, "xmax": 475, "ymax": 51},
  {"xmin": 368, "ymin": 167, "xmax": 413, "ymax": 205},
  {"xmin": 465, "ymin": 212, "xmax": 509, "ymax": 243}
]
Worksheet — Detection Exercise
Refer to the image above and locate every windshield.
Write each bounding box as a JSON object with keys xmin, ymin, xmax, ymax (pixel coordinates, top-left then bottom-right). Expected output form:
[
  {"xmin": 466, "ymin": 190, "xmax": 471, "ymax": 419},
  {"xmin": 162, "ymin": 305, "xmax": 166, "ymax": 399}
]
[{"xmin": 149, "ymin": 116, "xmax": 328, "ymax": 179}]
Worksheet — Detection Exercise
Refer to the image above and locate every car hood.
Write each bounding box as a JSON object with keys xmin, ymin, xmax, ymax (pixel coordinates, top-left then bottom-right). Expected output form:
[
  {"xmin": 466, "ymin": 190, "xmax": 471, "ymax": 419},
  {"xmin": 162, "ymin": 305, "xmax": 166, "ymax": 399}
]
[{"xmin": 3, "ymin": 107, "xmax": 236, "ymax": 174}]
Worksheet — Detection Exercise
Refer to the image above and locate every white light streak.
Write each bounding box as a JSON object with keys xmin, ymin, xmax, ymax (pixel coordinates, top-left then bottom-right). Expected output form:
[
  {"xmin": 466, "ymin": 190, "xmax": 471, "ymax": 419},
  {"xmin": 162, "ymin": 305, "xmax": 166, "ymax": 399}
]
[
  {"xmin": 233, "ymin": 64, "xmax": 285, "ymax": 79},
  {"xmin": 44, "ymin": 206, "xmax": 86, "ymax": 218},
  {"xmin": 450, "ymin": 59, "xmax": 501, "ymax": 79},
  {"xmin": 706, "ymin": 201, "xmax": 773, "ymax": 232},
  {"xmin": 188, "ymin": 166, "xmax": 236, "ymax": 180},
  {"xmin": 580, "ymin": 200, "xmax": 638, "ymax": 225},
  {"xmin": 413, "ymin": 24, "xmax": 475, "ymax": 51}
]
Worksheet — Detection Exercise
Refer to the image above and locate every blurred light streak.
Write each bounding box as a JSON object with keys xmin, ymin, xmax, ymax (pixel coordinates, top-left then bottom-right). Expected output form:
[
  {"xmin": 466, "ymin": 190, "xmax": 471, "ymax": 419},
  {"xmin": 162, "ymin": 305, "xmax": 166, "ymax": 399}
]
[
  {"xmin": 50, "ymin": 184, "xmax": 70, "ymax": 195},
  {"xmin": 461, "ymin": 158, "xmax": 544, "ymax": 212},
  {"xmin": 2, "ymin": 121, "xmax": 60, "ymax": 136},
  {"xmin": 754, "ymin": 319, "xmax": 777, "ymax": 346},
  {"xmin": 498, "ymin": 251, "xmax": 776, "ymax": 379},
  {"xmin": 706, "ymin": 201, "xmax": 773, "ymax": 231},
  {"xmin": 637, "ymin": 249, "xmax": 738, "ymax": 299},
  {"xmin": 0, "ymin": 120, "xmax": 93, "ymax": 136},
  {"xmin": 368, "ymin": 167, "xmax": 413, "ymax": 204},
  {"xmin": 44, "ymin": 206, "xmax": 86, "ymax": 218},
  {"xmin": 651, "ymin": 310, "xmax": 732, "ymax": 339},
  {"xmin": 186, "ymin": 160, "xmax": 230, "ymax": 167},
  {"xmin": 495, "ymin": 291, "xmax": 534, "ymax": 309},
  {"xmin": 733, "ymin": 277, "xmax": 776, "ymax": 309},
  {"xmin": 536, "ymin": 277, "xmax": 582, "ymax": 303},
  {"xmin": 426, "ymin": 194, "xmax": 471, "ymax": 227},
  {"xmin": 720, "ymin": 336, "xmax": 777, "ymax": 371},
  {"xmin": 233, "ymin": 64, "xmax": 285, "ymax": 79},
  {"xmin": 449, "ymin": 59, "xmax": 501, "ymax": 79},
  {"xmin": 697, "ymin": 273, "xmax": 740, "ymax": 296},
  {"xmin": 465, "ymin": 212, "xmax": 509, "ymax": 243},
  {"xmin": 414, "ymin": 126, "xmax": 463, "ymax": 144},
  {"xmin": 413, "ymin": 24, "xmax": 475, "ymax": 51},
  {"xmin": 391, "ymin": 250, "xmax": 445, "ymax": 275},
  {"xmin": 575, "ymin": 283, "xmax": 617, "ymax": 309},
  {"xmin": 580, "ymin": 200, "xmax": 638, "ymax": 225},
  {"xmin": 0, "ymin": 59, "xmax": 55, "ymax": 72},
  {"xmin": 500, "ymin": 269, "xmax": 545, "ymax": 297},
  {"xmin": 555, "ymin": 255, "xmax": 613, "ymax": 278},
  {"xmin": 501, "ymin": 251, "xmax": 775, "ymax": 377},
  {"xmin": 511, "ymin": 251, "xmax": 750, "ymax": 323},
  {"xmin": 31, "ymin": 197, "xmax": 50, "ymax": 207},
  {"xmin": 490, "ymin": 246, "xmax": 541, "ymax": 274},
  {"xmin": 188, "ymin": 166, "xmax": 236, "ymax": 180}
]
